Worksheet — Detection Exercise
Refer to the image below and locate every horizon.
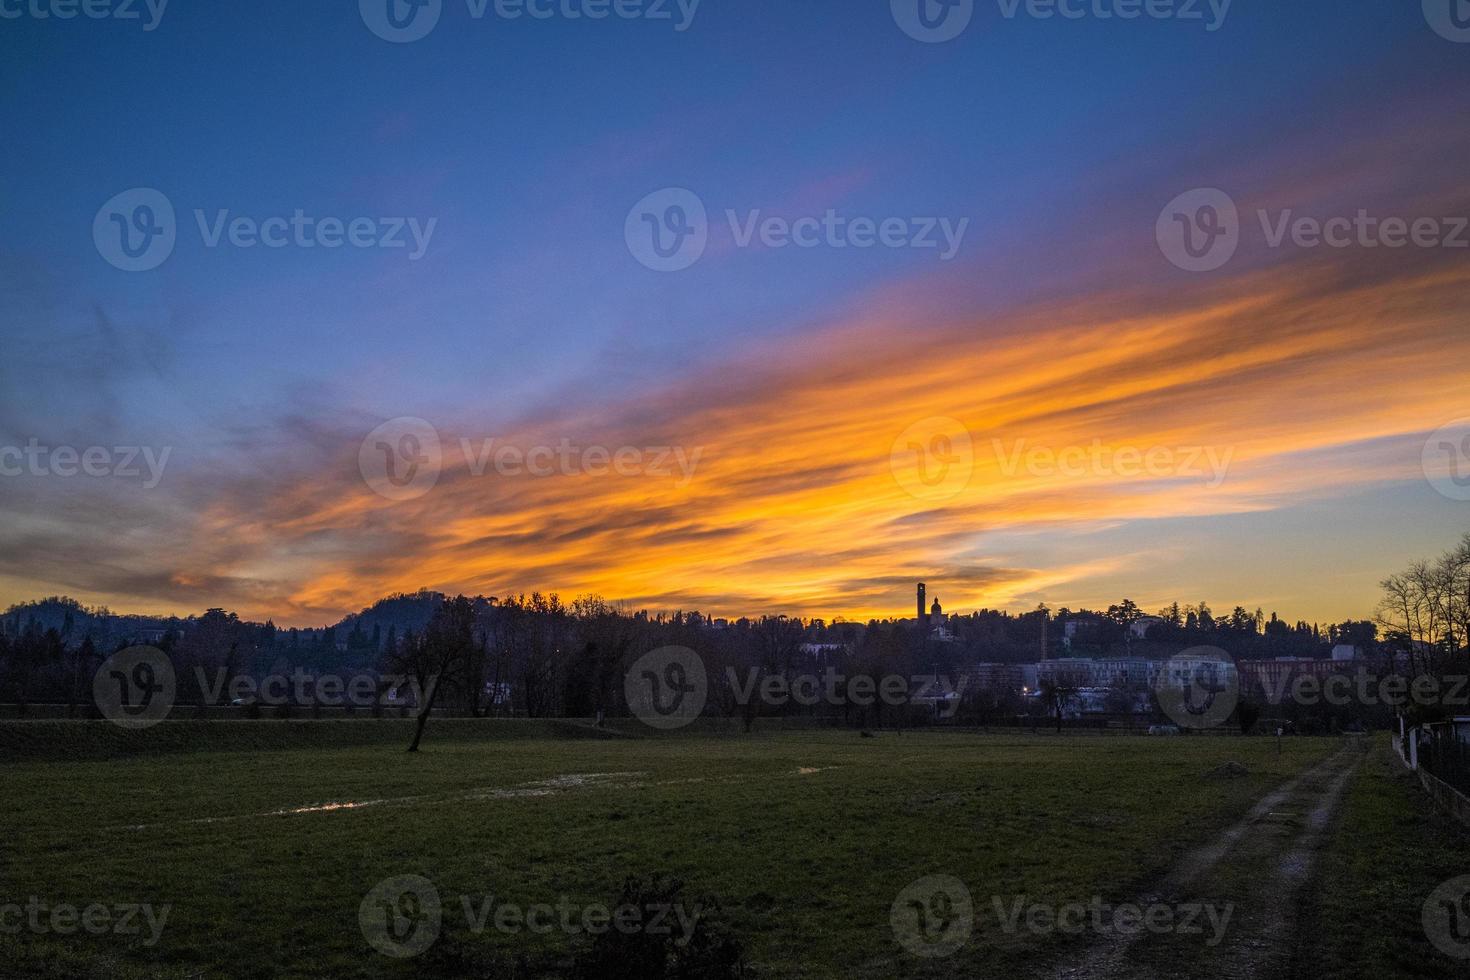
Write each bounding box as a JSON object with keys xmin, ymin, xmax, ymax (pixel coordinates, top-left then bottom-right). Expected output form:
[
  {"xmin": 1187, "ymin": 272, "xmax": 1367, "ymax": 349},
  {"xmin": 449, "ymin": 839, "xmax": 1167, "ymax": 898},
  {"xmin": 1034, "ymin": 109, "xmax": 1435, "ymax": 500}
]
[{"xmin": 0, "ymin": 582, "xmax": 1384, "ymax": 633}]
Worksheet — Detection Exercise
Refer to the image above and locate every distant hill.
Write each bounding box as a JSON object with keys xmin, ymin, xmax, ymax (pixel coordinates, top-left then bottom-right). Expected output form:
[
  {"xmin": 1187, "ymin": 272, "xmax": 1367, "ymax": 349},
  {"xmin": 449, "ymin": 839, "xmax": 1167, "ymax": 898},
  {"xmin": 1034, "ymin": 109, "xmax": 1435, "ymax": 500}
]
[
  {"xmin": 2, "ymin": 591, "xmax": 460, "ymax": 642},
  {"xmin": 1, "ymin": 596, "xmax": 188, "ymax": 647},
  {"xmin": 330, "ymin": 590, "xmax": 447, "ymax": 640}
]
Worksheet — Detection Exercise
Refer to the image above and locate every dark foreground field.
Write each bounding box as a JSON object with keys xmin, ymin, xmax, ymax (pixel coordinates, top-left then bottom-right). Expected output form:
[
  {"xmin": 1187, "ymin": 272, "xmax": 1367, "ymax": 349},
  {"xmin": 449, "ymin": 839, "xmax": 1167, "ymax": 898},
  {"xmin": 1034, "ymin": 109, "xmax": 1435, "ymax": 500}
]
[{"xmin": 0, "ymin": 724, "xmax": 1464, "ymax": 978}]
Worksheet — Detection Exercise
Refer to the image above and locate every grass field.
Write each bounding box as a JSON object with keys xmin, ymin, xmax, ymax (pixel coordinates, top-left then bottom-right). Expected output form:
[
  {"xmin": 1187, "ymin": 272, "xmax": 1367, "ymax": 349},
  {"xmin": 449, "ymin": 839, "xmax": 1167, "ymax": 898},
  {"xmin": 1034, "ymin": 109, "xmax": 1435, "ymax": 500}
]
[
  {"xmin": 1294, "ymin": 739, "xmax": 1470, "ymax": 979},
  {"xmin": 0, "ymin": 726, "xmax": 1463, "ymax": 978}
]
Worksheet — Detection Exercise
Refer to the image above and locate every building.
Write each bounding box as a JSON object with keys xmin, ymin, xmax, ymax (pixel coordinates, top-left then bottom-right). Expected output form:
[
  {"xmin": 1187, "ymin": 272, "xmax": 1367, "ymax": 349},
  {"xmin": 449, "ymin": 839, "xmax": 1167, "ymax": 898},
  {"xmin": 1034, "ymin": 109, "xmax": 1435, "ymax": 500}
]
[
  {"xmin": 1038, "ymin": 656, "xmax": 1237, "ymax": 692},
  {"xmin": 915, "ymin": 583, "xmax": 956, "ymax": 641},
  {"xmin": 1130, "ymin": 616, "xmax": 1164, "ymax": 639},
  {"xmin": 964, "ymin": 663, "xmax": 1039, "ymax": 695},
  {"xmin": 1037, "ymin": 658, "xmax": 1100, "ymax": 686},
  {"xmin": 1238, "ymin": 658, "xmax": 1348, "ymax": 703}
]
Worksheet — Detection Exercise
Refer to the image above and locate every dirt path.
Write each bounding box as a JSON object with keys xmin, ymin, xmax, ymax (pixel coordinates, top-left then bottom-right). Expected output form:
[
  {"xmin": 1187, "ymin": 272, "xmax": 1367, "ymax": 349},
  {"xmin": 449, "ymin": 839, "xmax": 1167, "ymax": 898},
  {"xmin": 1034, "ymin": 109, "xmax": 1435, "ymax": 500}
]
[{"xmin": 1045, "ymin": 744, "xmax": 1363, "ymax": 980}]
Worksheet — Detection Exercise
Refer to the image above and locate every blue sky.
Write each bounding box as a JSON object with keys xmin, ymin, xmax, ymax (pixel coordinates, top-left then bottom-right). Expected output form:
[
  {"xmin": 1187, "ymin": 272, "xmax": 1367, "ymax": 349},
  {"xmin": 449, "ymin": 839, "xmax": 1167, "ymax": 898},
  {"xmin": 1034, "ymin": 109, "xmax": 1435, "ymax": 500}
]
[{"xmin": 2, "ymin": 0, "xmax": 1468, "ymax": 623}]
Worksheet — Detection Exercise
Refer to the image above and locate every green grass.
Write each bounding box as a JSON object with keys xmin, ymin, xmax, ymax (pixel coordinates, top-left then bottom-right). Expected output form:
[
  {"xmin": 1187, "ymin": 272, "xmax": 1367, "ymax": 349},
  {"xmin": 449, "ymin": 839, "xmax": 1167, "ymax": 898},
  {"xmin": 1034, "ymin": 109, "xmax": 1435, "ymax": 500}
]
[
  {"xmin": 0, "ymin": 717, "xmax": 626, "ymax": 762},
  {"xmin": 1293, "ymin": 736, "xmax": 1470, "ymax": 979},
  {"xmin": 0, "ymin": 728, "xmax": 1340, "ymax": 979}
]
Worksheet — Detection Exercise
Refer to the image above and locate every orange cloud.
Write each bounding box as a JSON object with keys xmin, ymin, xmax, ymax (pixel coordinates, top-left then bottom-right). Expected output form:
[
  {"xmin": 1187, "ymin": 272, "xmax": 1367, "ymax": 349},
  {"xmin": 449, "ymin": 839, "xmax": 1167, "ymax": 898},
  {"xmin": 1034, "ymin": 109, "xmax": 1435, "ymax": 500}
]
[{"xmin": 149, "ymin": 249, "xmax": 1467, "ymax": 627}]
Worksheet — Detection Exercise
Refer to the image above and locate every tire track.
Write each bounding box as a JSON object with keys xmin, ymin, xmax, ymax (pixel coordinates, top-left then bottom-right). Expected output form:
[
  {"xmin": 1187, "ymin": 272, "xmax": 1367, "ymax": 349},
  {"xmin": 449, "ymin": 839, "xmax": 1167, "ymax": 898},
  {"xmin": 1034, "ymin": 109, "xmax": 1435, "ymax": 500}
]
[{"xmin": 1048, "ymin": 745, "xmax": 1361, "ymax": 980}]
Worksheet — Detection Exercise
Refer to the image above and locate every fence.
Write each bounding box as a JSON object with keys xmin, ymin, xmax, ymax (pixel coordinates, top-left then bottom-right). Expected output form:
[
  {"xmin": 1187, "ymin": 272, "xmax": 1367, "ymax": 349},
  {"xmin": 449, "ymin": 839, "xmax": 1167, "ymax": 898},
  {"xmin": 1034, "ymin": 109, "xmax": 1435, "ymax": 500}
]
[{"xmin": 1419, "ymin": 722, "xmax": 1470, "ymax": 798}]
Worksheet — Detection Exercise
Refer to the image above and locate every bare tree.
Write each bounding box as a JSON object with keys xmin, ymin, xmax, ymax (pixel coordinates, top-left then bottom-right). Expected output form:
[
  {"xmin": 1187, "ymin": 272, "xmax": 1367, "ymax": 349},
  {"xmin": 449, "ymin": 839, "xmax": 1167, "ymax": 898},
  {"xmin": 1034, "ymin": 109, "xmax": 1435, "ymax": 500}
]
[
  {"xmin": 1038, "ymin": 677, "xmax": 1078, "ymax": 733},
  {"xmin": 388, "ymin": 595, "xmax": 475, "ymax": 752}
]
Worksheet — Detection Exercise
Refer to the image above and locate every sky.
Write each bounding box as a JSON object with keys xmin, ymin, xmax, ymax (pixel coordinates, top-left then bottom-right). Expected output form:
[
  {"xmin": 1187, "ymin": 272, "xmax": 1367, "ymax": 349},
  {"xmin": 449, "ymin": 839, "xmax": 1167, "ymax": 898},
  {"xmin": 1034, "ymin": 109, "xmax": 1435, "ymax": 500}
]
[{"xmin": 1, "ymin": 0, "xmax": 1468, "ymax": 627}]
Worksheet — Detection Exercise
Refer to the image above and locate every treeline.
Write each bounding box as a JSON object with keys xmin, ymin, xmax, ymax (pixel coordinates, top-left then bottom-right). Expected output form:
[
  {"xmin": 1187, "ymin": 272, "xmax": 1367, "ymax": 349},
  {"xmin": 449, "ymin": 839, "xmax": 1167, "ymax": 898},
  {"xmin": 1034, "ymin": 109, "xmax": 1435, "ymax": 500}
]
[
  {"xmin": 1377, "ymin": 532, "xmax": 1470, "ymax": 678},
  {"xmin": 1049, "ymin": 596, "xmax": 1376, "ymax": 661},
  {"xmin": 7, "ymin": 555, "xmax": 1462, "ymax": 717}
]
